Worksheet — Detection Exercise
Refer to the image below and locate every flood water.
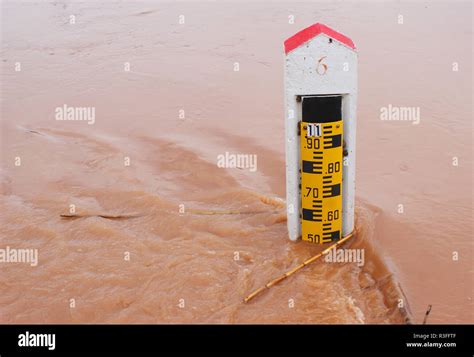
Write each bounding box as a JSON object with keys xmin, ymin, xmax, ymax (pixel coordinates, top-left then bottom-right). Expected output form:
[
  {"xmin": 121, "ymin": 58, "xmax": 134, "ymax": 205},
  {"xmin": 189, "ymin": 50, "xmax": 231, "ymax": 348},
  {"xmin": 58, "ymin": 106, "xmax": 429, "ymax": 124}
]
[{"xmin": 0, "ymin": 1, "xmax": 472, "ymax": 323}]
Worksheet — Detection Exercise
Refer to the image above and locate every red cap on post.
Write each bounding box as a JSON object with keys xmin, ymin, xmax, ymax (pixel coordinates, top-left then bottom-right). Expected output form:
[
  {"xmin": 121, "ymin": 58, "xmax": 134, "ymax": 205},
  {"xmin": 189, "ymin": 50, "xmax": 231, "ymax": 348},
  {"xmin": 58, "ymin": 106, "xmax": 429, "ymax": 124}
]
[{"xmin": 284, "ymin": 23, "xmax": 356, "ymax": 54}]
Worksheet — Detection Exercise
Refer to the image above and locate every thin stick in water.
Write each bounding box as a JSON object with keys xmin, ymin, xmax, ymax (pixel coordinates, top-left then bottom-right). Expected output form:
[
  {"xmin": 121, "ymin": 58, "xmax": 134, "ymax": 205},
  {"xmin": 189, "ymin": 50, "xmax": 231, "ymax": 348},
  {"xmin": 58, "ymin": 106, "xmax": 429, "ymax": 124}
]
[{"xmin": 243, "ymin": 231, "xmax": 355, "ymax": 303}]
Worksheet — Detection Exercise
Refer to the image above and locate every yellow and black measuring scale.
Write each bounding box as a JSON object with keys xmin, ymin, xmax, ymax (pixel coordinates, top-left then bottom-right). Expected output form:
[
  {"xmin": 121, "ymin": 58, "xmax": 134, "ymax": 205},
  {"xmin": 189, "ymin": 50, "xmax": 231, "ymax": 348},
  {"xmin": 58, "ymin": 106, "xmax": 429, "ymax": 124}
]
[
  {"xmin": 300, "ymin": 95, "xmax": 343, "ymax": 244},
  {"xmin": 243, "ymin": 95, "xmax": 351, "ymax": 303}
]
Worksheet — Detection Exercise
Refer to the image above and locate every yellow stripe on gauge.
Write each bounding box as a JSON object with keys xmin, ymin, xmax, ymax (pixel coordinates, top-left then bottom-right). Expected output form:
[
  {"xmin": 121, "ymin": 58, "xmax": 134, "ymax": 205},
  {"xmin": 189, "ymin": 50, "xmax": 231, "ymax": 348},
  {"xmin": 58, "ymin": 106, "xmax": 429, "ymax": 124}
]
[{"xmin": 300, "ymin": 120, "xmax": 343, "ymax": 243}]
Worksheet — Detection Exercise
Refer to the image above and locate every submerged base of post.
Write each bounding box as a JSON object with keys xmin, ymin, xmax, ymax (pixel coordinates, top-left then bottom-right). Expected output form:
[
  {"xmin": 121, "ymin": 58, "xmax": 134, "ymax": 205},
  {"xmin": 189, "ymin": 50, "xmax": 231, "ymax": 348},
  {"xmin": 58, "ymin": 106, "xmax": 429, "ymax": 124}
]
[{"xmin": 244, "ymin": 229, "xmax": 356, "ymax": 303}]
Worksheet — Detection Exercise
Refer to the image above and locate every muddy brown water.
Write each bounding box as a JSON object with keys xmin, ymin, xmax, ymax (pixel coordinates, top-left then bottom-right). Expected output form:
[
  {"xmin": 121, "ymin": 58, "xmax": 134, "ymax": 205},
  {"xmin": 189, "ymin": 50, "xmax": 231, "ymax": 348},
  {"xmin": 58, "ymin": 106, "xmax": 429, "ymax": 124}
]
[{"xmin": 0, "ymin": 1, "xmax": 472, "ymax": 323}]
